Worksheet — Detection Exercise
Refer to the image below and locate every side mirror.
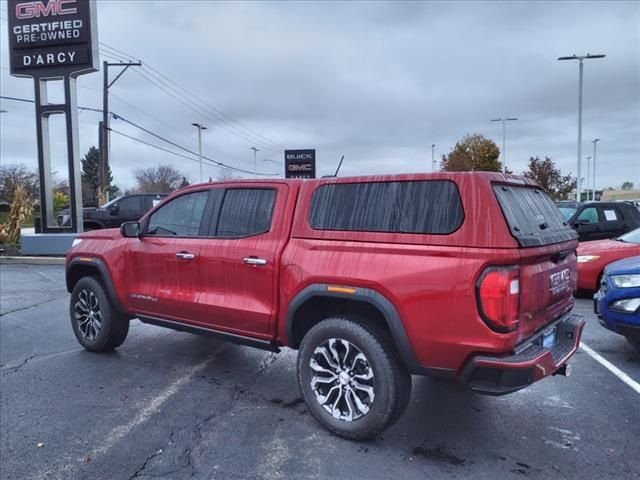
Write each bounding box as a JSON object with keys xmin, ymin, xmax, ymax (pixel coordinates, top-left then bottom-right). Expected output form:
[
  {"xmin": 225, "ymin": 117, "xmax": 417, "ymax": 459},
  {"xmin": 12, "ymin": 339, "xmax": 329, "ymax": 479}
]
[
  {"xmin": 109, "ymin": 204, "xmax": 120, "ymax": 215},
  {"xmin": 121, "ymin": 221, "xmax": 140, "ymax": 238}
]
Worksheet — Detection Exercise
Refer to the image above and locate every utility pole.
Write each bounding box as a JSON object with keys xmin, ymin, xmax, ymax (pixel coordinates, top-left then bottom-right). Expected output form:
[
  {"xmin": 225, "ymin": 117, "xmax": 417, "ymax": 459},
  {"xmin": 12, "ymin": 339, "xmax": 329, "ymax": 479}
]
[
  {"xmin": 558, "ymin": 53, "xmax": 606, "ymax": 201},
  {"xmin": 101, "ymin": 60, "xmax": 142, "ymax": 205},
  {"xmin": 585, "ymin": 156, "xmax": 592, "ymax": 201},
  {"xmin": 192, "ymin": 123, "xmax": 207, "ymax": 182},
  {"xmin": 591, "ymin": 138, "xmax": 600, "ymax": 201},
  {"xmin": 431, "ymin": 144, "xmax": 436, "ymax": 172},
  {"xmin": 490, "ymin": 117, "xmax": 518, "ymax": 170},
  {"xmin": 251, "ymin": 147, "xmax": 259, "ymax": 178}
]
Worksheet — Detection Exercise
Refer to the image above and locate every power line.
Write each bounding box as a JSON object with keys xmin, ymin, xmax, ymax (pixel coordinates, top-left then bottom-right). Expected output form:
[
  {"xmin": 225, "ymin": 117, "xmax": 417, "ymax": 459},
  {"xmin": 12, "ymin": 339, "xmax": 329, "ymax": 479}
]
[
  {"xmin": 110, "ymin": 127, "xmax": 209, "ymax": 165},
  {"xmin": 98, "ymin": 42, "xmax": 285, "ymax": 151},
  {"xmin": 128, "ymin": 66, "xmax": 283, "ymax": 153},
  {"xmin": 0, "ymin": 94, "xmax": 278, "ymax": 176}
]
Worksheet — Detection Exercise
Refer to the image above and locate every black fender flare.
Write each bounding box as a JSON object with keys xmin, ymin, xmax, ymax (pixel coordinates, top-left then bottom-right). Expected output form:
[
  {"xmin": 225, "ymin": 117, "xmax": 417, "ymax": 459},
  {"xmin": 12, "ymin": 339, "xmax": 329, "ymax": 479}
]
[
  {"xmin": 286, "ymin": 284, "xmax": 424, "ymax": 375},
  {"xmin": 66, "ymin": 257, "xmax": 125, "ymax": 313}
]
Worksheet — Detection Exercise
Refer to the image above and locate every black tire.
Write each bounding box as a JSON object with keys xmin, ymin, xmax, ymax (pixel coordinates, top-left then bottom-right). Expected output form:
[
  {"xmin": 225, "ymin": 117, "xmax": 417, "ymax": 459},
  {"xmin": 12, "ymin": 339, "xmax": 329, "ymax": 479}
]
[
  {"xmin": 297, "ymin": 316, "xmax": 411, "ymax": 440},
  {"xmin": 626, "ymin": 337, "xmax": 640, "ymax": 357},
  {"xmin": 70, "ymin": 276, "xmax": 129, "ymax": 352}
]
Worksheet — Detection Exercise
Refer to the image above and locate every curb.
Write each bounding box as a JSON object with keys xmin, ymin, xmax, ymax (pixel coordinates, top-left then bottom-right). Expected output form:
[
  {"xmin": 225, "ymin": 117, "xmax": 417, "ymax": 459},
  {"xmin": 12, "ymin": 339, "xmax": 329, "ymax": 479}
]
[{"xmin": 0, "ymin": 256, "xmax": 66, "ymax": 265}]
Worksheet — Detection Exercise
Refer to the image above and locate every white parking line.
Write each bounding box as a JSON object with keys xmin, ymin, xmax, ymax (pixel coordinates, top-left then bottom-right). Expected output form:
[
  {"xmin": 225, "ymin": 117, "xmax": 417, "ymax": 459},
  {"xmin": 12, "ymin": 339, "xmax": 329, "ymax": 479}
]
[{"xmin": 580, "ymin": 342, "xmax": 640, "ymax": 395}]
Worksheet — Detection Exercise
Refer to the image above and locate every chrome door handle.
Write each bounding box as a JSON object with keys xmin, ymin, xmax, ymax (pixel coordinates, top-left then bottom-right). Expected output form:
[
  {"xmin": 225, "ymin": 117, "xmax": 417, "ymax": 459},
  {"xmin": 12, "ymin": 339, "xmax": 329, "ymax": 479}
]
[
  {"xmin": 176, "ymin": 252, "xmax": 196, "ymax": 260},
  {"xmin": 243, "ymin": 257, "xmax": 267, "ymax": 266}
]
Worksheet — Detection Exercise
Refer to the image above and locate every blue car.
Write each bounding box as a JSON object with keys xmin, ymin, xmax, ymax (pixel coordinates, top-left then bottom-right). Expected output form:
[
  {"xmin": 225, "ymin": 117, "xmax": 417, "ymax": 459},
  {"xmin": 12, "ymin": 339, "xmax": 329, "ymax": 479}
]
[{"xmin": 594, "ymin": 255, "xmax": 640, "ymax": 355}]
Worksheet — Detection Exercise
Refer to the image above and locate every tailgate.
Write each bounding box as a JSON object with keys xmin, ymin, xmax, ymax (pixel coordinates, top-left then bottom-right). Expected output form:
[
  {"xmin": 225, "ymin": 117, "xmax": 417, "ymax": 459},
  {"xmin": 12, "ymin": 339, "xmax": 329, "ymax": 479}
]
[
  {"xmin": 518, "ymin": 244, "xmax": 577, "ymax": 337},
  {"xmin": 492, "ymin": 183, "xmax": 579, "ymax": 337}
]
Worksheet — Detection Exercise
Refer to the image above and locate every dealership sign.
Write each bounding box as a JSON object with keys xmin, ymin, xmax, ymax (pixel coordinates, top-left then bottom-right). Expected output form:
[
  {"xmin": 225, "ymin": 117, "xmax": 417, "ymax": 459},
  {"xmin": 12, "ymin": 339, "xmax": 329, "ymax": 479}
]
[
  {"xmin": 6, "ymin": 0, "xmax": 99, "ymax": 236},
  {"xmin": 285, "ymin": 149, "xmax": 316, "ymax": 179},
  {"xmin": 8, "ymin": 0, "xmax": 98, "ymax": 76}
]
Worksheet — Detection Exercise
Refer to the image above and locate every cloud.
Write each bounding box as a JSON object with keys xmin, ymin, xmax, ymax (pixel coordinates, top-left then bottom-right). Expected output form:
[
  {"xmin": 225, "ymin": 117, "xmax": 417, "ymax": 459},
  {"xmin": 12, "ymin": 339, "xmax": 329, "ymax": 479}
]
[{"xmin": 1, "ymin": 0, "xmax": 638, "ymax": 190}]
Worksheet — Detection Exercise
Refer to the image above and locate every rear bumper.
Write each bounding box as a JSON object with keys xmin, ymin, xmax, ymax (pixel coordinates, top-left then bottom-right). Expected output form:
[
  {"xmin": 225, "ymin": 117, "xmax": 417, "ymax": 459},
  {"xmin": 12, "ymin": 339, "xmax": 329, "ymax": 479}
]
[{"xmin": 461, "ymin": 312, "xmax": 585, "ymax": 395}]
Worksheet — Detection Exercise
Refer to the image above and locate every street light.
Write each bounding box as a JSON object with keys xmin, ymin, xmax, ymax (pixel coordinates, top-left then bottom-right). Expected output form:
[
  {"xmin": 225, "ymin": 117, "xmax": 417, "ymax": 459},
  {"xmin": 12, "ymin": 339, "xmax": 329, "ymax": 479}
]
[
  {"xmin": 250, "ymin": 147, "xmax": 260, "ymax": 178},
  {"xmin": 191, "ymin": 122, "xmax": 207, "ymax": 182},
  {"xmin": 591, "ymin": 138, "xmax": 600, "ymax": 201},
  {"xmin": 558, "ymin": 53, "xmax": 606, "ymax": 201},
  {"xmin": 431, "ymin": 144, "xmax": 436, "ymax": 172},
  {"xmin": 490, "ymin": 117, "xmax": 518, "ymax": 170},
  {"xmin": 585, "ymin": 156, "xmax": 592, "ymax": 201}
]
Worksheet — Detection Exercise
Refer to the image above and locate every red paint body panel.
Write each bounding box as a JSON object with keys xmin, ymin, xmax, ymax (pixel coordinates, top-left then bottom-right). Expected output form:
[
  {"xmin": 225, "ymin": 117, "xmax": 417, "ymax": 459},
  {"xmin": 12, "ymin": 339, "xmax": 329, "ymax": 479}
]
[
  {"xmin": 67, "ymin": 172, "xmax": 580, "ymax": 385},
  {"xmin": 577, "ymin": 239, "xmax": 640, "ymax": 290}
]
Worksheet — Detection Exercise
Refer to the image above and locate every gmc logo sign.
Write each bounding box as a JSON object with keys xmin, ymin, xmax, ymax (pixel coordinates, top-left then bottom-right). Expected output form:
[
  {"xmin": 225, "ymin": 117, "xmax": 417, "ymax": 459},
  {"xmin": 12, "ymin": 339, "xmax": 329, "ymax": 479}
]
[
  {"xmin": 550, "ymin": 268, "xmax": 571, "ymax": 292},
  {"xmin": 16, "ymin": 0, "xmax": 77, "ymax": 19}
]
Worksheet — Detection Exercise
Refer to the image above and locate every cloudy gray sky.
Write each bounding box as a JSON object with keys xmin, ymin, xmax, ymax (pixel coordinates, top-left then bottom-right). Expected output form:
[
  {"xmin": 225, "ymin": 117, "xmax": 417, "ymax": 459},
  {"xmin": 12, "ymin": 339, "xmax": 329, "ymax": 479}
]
[{"xmin": 1, "ymin": 0, "xmax": 639, "ymax": 191}]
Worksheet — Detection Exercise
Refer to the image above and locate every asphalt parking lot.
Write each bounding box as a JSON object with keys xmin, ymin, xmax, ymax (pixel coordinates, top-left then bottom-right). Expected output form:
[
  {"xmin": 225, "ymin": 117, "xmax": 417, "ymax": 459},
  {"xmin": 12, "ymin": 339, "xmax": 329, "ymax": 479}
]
[{"xmin": 1, "ymin": 264, "xmax": 639, "ymax": 480}]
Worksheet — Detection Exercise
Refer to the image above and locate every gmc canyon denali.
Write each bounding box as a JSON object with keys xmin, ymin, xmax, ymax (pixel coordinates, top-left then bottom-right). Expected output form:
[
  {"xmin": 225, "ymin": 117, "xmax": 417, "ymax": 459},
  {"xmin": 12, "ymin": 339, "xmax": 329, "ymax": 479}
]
[{"xmin": 66, "ymin": 172, "xmax": 585, "ymax": 439}]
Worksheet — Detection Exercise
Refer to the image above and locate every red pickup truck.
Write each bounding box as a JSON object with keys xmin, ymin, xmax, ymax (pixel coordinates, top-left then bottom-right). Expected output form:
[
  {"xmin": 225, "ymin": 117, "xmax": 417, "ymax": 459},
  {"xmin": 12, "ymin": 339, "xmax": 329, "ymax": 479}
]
[{"xmin": 66, "ymin": 172, "xmax": 584, "ymax": 439}]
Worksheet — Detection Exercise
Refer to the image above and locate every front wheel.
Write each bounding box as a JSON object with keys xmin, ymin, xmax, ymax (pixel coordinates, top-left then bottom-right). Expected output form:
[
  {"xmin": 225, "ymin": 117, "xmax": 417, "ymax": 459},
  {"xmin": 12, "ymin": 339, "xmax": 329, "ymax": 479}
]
[
  {"xmin": 70, "ymin": 276, "xmax": 129, "ymax": 352},
  {"xmin": 297, "ymin": 316, "xmax": 411, "ymax": 440}
]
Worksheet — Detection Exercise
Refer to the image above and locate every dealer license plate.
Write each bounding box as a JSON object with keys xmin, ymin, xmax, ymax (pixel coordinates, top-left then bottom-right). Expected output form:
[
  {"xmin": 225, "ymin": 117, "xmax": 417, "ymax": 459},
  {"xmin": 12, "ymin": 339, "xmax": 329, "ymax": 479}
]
[{"xmin": 542, "ymin": 328, "xmax": 556, "ymax": 349}]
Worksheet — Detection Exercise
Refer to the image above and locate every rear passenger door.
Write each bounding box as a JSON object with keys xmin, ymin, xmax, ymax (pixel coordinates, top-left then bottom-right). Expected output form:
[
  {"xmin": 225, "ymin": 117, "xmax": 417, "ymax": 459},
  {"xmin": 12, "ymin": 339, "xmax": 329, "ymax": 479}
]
[
  {"xmin": 196, "ymin": 184, "xmax": 288, "ymax": 337},
  {"xmin": 597, "ymin": 206, "xmax": 626, "ymax": 239}
]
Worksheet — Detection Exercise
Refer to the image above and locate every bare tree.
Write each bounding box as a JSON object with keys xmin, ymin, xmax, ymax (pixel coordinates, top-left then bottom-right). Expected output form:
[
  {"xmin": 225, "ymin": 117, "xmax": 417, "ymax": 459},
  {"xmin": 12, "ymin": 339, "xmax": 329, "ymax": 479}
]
[
  {"xmin": 217, "ymin": 167, "xmax": 236, "ymax": 181},
  {"xmin": 134, "ymin": 164, "xmax": 184, "ymax": 193},
  {"xmin": 0, "ymin": 163, "xmax": 39, "ymax": 204}
]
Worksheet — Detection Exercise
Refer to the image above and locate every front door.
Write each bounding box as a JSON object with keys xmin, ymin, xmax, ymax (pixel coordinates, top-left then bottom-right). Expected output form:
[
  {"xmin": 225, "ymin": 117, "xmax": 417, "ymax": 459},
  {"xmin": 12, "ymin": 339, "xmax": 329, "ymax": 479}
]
[
  {"xmin": 573, "ymin": 206, "xmax": 600, "ymax": 241},
  {"xmin": 126, "ymin": 190, "xmax": 211, "ymax": 321},
  {"xmin": 197, "ymin": 184, "xmax": 288, "ymax": 337}
]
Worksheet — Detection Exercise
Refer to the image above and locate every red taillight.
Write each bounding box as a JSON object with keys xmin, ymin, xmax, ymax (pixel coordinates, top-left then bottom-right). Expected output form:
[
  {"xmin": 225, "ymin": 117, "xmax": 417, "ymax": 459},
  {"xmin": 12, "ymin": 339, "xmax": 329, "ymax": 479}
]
[{"xmin": 476, "ymin": 266, "xmax": 520, "ymax": 333}]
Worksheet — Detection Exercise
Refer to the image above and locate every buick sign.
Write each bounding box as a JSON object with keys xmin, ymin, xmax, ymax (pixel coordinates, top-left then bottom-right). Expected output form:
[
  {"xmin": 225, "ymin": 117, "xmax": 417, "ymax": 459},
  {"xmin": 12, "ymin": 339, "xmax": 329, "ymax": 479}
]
[
  {"xmin": 8, "ymin": 0, "xmax": 98, "ymax": 77},
  {"xmin": 285, "ymin": 149, "xmax": 316, "ymax": 179}
]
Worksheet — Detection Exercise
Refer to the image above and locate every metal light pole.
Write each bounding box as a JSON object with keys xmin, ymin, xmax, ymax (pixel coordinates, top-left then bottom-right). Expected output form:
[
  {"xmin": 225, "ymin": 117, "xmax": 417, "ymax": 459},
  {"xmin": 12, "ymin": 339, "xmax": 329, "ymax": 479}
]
[
  {"xmin": 431, "ymin": 144, "xmax": 436, "ymax": 172},
  {"xmin": 558, "ymin": 54, "xmax": 606, "ymax": 201},
  {"xmin": 591, "ymin": 138, "xmax": 600, "ymax": 201},
  {"xmin": 192, "ymin": 123, "xmax": 207, "ymax": 182},
  {"xmin": 585, "ymin": 156, "xmax": 592, "ymax": 201},
  {"xmin": 251, "ymin": 147, "xmax": 259, "ymax": 178},
  {"xmin": 490, "ymin": 117, "xmax": 518, "ymax": 170}
]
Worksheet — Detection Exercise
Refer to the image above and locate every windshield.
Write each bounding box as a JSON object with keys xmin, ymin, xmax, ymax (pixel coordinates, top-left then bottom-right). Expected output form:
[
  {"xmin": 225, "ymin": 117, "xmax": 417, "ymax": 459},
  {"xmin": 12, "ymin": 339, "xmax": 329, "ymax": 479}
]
[
  {"xmin": 618, "ymin": 228, "xmax": 640, "ymax": 244},
  {"xmin": 558, "ymin": 207, "xmax": 577, "ymax": 220}
]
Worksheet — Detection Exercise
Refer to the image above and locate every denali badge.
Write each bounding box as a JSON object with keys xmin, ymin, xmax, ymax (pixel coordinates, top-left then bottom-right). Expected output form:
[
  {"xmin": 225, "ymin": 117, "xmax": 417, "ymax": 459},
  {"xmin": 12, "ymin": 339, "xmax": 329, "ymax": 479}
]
[
  {"xmin": 130, "ymin": 293, "xmax": 157, "ymax": 302},
  {"xmin": 550, "ymin": 268, "xmax": 571, "ymax": 294}
]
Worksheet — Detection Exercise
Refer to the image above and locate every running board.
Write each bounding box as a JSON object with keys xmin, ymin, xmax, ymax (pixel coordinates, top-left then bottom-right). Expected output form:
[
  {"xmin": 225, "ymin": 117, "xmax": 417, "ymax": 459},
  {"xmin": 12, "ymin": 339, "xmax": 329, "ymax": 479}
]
[{"xmin": 137, "ymin": 315, "xmax": 281, "ymax": 353}]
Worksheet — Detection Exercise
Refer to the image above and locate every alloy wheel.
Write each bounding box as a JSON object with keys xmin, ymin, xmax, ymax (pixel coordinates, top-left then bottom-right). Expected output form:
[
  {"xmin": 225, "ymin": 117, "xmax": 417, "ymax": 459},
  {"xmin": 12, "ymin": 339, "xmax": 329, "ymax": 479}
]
[
  {"xmin": 309, "ymin": 338, "xmax": 375, "ymax": 422},
  {"xmin": 74, "ymin": 289, "xmax": 102, "ymax": 341}
]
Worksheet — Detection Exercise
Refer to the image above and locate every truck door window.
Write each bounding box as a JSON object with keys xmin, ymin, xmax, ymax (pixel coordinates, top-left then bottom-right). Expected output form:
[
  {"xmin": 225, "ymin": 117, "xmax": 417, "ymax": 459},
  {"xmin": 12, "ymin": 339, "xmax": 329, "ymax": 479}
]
[
  {"xmin": 147, "ymin": 191, "xmax": 209, "ymax": 237},
  {"xmin": 577, "ymin": 207, "xmax": 598, "ymax": 224},
  {"xmin": 215, "ymin": 188, "xmax": 276, "ymax": 238}
]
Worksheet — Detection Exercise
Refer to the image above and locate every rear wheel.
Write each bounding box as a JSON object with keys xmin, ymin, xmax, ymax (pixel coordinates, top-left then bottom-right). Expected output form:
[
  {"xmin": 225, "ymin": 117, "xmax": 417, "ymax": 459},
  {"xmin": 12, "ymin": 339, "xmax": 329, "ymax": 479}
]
[
  {"xmin": 297, "ymin": 316, "xmax": 411, "ymax": 440},
  {"xmin": 70, "ymin": 276, "xmax": 129, "ymax": 352}
]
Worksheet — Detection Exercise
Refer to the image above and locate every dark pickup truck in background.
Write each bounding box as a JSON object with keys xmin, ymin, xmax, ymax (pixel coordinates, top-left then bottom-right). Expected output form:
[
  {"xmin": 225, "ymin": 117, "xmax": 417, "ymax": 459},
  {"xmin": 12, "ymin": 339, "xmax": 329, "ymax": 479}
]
[
  {"xmin": 556, "ymin": 201, "xmax": 640, "ymax": 242},
  {"xmin": 57, "ymin": 193, "xmax": 167, "ymax": 230}
]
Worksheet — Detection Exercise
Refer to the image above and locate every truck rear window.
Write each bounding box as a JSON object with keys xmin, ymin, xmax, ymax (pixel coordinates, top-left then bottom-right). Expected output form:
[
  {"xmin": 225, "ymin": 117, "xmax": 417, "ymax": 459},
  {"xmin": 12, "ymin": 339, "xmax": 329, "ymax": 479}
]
[
  {"xmin": 493, "ymin": 185, "xmax": 577, "ymax": 247},
  {"xmin": 309, "ymin": 180, "xmax": 463, "ymax": 234}
]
